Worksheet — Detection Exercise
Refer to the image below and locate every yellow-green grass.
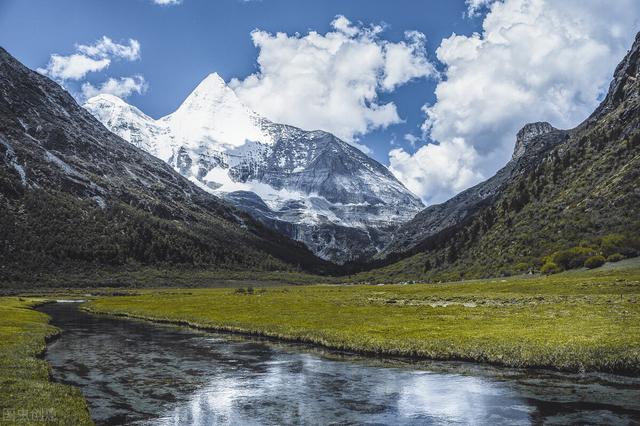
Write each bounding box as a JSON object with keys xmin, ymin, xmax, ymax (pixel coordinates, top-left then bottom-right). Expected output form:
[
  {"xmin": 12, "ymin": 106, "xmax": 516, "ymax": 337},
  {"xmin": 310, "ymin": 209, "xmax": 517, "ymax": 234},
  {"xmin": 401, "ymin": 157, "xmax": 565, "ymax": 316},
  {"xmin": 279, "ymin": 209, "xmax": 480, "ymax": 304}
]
[
  {"xmin": 85, "ymin": 262, "xmax": 640, "ymax": 375},
  {"xmin": 0, "ymin": 298, "xmax": 92, "ymax": 425}
]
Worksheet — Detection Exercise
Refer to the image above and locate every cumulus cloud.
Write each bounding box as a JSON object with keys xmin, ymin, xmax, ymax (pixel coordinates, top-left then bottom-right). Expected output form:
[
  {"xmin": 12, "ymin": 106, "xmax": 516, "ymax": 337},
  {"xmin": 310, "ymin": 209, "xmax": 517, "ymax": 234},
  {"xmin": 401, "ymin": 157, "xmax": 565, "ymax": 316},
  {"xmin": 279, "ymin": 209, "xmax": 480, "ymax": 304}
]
[
  {"xmin": 37, "ymin": 54, "xmax": 110, "ymax": 81},
  {"xmin": 230, "ymin": 15, "xmax": 436, "ymax": 144},
  {"xmin": 77, "ymin": 36, "xmax": 140, "ymax": 61},
  {"xmin": 390, "ymin": 0, "xmax": 640, "ymax": 204},
  {"xmin": 38, "ymin": 36, "xmax": 145, "ymax": 102},
  {"xmin": 390, "ymin": 138, "xmax": 483, "ymax": 204},
  {"xmin": 38, "ymin": 37, "xmax": 141, "ymax": 81},
  {"xmin": 81, "ymin": 75, "xmax": 148, "ymax": 99},
  {"xmin": 465, "ymin": 0, "xmax": 497, "ymax": 17},
  {"xmin": 403, "ymin": 133, "xmax": 419, "ymax": 147},
  {"xmin": 382, "ymin": 31, "xmax": 436, "ymax": 91}
]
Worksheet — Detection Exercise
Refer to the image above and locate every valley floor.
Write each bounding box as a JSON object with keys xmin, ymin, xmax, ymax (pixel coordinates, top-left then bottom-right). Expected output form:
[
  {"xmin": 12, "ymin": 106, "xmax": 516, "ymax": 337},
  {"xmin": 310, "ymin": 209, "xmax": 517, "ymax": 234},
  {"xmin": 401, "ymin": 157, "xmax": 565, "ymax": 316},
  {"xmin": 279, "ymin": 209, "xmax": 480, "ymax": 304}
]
[
  {"xmin": 1, "ymin": 260, "xmax": 638, "ymax": 425},
  {"xmin": 83, "ymin": 259, "xmax": 640, "ymax": 375}
]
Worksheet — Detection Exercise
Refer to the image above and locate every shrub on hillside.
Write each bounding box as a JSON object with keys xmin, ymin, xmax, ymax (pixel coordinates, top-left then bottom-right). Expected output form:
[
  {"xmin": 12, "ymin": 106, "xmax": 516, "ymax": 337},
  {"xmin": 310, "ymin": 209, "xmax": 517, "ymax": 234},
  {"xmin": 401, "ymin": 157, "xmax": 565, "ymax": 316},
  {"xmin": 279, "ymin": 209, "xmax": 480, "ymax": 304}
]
[
  {"xmin": 606, "ymin": 253, "xmax": 625, "ymax": 262},
  {"xmin": 541, "ymin": 261, "xmax": 560, "ymax": 275},
  {"xmin": 598, "ymin": 234, "xmax": 640, "ymax": 258},
  {"xmin": 584, "ymin": 255, "xmax": 606, "ymax": 269},
  {"xmin": 551, "ymin": 247, "xmax": 595, "ymax": 270},
  {"xmin": 599, "ymin": 234, "xmax": 626, "ymax": 257},
  {"xmin": 514, "ymin": 262, "xmax": 531, "ymax": 273}
]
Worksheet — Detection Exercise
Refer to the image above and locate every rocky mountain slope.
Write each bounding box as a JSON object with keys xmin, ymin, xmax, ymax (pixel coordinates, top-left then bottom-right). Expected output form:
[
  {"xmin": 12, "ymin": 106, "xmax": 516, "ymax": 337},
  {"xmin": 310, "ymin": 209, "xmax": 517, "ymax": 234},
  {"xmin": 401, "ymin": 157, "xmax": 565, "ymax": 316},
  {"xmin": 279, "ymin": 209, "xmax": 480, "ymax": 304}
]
[
  {"xmin": 84, "ymin": 74, "xmax": 423, "ymax": 263},
  {"xmin": 379, "ymin": 121, "xmax": 569, "ymax": 257},
  {"xmin": 360, "ymin": 32, "xmax": 640, "ymax": 281},
  {"xmin": 0, "ymin": 47, "xmax": 335, "ymax": 285}
]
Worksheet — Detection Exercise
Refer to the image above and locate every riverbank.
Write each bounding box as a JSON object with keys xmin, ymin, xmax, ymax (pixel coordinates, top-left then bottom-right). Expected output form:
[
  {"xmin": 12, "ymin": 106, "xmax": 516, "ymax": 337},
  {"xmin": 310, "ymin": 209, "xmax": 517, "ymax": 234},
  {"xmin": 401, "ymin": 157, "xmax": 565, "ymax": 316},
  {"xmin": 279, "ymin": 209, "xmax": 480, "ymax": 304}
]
[
  {"xmin": 39, "ymin": 301, "xmax": 640, "ymax": 425},
  {"xmin": 0, "ymin": 298, "xmax": 92, "ymax": 425},
  {"xmin": 84, "ymin": 261, "xmax": 640, "ymax": 375}
]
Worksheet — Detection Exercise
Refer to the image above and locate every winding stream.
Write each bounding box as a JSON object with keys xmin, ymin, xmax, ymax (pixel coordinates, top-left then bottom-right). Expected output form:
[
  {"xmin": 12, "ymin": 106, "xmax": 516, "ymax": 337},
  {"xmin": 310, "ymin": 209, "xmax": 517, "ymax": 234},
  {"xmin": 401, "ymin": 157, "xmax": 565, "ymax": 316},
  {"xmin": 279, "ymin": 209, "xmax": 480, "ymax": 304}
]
[{"xmin": 40, "ymin": 302, "xmax": 640, "ymax": 425}]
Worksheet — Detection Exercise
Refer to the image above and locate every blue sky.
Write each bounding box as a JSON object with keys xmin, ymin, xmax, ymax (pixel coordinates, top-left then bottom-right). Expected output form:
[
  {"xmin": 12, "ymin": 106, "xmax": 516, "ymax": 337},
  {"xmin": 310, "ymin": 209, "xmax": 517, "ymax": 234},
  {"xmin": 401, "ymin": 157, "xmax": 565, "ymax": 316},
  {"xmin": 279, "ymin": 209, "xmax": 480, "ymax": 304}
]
[
  {"xmin": 0, "ymin": 0, "xmax": 479, "ymax": 164},
  {"xmin": 1, "ymin": 0, "xmax": 638, "ymax": 204}
]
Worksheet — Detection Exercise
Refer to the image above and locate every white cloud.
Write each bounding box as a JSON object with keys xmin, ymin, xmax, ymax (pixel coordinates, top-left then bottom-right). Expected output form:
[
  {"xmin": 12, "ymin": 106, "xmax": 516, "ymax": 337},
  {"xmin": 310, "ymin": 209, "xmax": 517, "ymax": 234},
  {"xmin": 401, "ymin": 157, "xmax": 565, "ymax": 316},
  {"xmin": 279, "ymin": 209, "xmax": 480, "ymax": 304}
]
[
  {"xmin": 152, "ymin": 0, "xmax": 182, "ymax": 5},
  {"xmin": 403, "ymin": 133, "xmax": 419, "ymax": 147},
  {"xmin": 331, "ymin": 15, "xmax": 360, "ymax": 37},
  {"xmin": 390, "ymin": 0, "xmax": 640, "ymax": 204},
  {"xmin": 77, "ymin": 36, "xmax": 140, "ymax": 61},
  {"xmin": 390, "ymin": 138, "xmax": 483, "ymax": 205},
  {"xmin": 382, "ymin": 31, "xmax": 437, "ymax": 91},
  {"xmin": 230, "ymin": 15, "xmax": 436, "ymax": 144},
  {"xmin": 465, "ymin": 0, "xmax": 497, "ymax": 17},
  {"xmin": 38, "ymin": 37, "xmax": 141, "ymax": 81},
  {"xmin": 37, "ymin": 54, "xmax": 110, "ymax": 80},
  {"xmin": 81, "ymin": 75, "xmax": 148, "ymax": 99}
]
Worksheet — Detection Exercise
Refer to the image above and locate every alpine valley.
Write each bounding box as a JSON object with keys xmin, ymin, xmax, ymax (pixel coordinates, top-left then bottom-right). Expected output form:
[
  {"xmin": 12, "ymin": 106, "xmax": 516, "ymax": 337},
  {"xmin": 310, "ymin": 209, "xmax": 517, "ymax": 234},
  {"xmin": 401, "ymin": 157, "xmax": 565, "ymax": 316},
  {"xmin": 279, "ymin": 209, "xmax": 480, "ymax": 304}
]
[
  {"xmin": 1, "ymin": 31, "xmax": 640, "ymax": 286},
  {"xmin": 3, "ymin": 4, "xmax": 640, "ymax": 424},
  {"xmin": 84, "ymin": 75, "xmax": 424, "ymax": 263}
]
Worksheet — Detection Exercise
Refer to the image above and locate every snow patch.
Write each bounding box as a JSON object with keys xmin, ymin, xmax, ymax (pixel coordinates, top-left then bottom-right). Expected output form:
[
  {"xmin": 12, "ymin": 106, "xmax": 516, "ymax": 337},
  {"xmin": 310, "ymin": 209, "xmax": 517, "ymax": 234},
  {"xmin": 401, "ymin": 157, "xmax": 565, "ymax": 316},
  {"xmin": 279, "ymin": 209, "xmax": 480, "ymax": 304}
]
[
  {"xmin": 0, "ymin": 138, "xmax": 27, "ymax": 185},
  {"xmin": 12, "ymin": 163, "xmax": 27, "ymax": 186},
  {"xmin": 188, "ymin": 176, "xmax": 218, "ymax": 195},
  {"xmin": 204, "ymin": 167, "xmax": 248, "ymax": 192},
  {"xmin": 17, "ymin": 118, "xmax": 28, "ymax": 131},
  {"xmin": 92, "ymin": 196, "xmax": 106, "ymax": 209},
  {"xmin": 45, "ymin": 151, "xmax": 81, "ymax": 177}
]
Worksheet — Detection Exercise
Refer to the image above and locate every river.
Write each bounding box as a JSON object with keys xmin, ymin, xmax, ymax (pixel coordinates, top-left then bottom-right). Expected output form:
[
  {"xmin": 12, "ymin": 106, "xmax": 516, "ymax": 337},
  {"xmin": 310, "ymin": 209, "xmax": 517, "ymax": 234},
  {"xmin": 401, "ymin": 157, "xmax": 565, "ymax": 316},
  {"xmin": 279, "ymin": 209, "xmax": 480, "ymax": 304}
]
[{"xmin": 39, "ymin": 302, "xmax": 640, "ymax": 425}]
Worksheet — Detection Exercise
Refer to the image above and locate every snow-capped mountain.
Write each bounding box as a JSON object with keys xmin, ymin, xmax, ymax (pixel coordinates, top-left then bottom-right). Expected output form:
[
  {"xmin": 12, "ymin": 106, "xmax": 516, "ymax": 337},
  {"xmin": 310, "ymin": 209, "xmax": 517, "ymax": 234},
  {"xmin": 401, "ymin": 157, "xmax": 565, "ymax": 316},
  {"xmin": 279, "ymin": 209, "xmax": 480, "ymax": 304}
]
[{"xmin": 84, "ymin": 73, "xmax": 424, "ymax": 262}]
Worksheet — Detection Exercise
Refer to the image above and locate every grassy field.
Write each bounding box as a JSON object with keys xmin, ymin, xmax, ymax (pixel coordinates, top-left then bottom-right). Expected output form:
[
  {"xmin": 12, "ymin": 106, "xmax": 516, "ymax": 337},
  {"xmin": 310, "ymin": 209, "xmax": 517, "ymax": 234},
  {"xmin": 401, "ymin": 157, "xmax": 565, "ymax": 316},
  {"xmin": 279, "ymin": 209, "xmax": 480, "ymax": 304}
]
[
  {"xmin": 85, "ymin": 260, "xmax": 640, "ymax": 375},
  {"xmin": 0, "ymin": 267, "xmax": 331, "ymax": 293},
  {"xmin": 0, "ymin": 298, "xmax": 92, "ymax": 425}
]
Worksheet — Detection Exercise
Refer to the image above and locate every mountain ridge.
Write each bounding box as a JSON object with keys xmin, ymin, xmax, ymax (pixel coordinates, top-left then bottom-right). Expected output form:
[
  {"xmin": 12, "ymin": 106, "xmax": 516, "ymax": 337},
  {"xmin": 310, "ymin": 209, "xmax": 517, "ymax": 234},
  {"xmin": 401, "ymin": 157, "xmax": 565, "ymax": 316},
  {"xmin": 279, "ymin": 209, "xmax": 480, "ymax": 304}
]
[{"xmin": 377, "ymin": 121, "xmax": 568, "ymax": 258}]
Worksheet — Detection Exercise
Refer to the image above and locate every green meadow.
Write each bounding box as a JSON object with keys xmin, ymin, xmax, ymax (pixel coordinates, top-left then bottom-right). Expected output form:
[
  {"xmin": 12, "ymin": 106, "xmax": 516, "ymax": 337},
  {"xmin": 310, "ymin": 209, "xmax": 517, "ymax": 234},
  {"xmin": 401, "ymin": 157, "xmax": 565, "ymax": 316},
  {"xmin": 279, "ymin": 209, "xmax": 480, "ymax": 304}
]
[{"xmin": 84, "ymin": 260, "xmax": 640, "ymax": 374}]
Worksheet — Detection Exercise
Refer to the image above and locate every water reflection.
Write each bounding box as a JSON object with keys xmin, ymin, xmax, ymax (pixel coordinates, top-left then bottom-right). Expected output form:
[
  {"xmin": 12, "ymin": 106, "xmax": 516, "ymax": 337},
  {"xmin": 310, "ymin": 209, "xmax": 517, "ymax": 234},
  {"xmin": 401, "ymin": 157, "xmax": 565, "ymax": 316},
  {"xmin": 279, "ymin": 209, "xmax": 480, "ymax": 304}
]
[
  {"xmin": 40, "ymin": 303, "xmax": 640, "ymax": 425},
  {"xmin": 156, "ymin": 359, "xmax": 533, "ymax": 425}
]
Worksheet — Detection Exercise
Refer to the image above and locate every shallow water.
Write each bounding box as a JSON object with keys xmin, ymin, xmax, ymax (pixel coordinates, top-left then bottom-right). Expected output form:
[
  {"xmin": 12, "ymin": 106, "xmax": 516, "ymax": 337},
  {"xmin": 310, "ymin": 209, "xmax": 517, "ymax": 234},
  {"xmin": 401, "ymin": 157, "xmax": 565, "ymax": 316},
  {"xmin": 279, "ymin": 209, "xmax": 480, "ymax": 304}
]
[{"xmin": 40, "ymin": 302, "xmax": 640, "ymax": 425}]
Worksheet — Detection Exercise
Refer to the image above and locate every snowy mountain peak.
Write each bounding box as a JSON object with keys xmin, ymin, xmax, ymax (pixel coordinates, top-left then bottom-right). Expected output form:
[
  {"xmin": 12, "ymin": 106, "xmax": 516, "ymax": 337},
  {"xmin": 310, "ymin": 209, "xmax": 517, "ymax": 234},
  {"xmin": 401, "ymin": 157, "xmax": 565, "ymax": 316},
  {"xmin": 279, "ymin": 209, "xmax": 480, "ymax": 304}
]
[
  {"xmin": 194, "ymin": 72, "xmax": 229, "ymax": 94},
  {"xmin": 85, "ymin": 93, "xmax": 150, "ymax": 120},
  {"xmin": 87, "ymin": 92, "xmax": 129, "ymax": 107},
  {"xmin": 174, "ymin": 72, "xmax": 241, "ymax": 114},
  {"xmin": 202, "ymin": 71, "xmax": 226, "ymax": 86},
  {"xmin": 85, "ymin": 93, "xmax": 162, "ymax": 155},
  {"xmin": 161, "ymin": 73, "xmax": 274, "ymax": 150},
  {"xmin": 84, "ymin": 73, "xmax": 424, "ymax": 262}
]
